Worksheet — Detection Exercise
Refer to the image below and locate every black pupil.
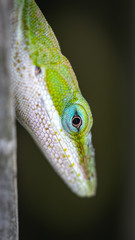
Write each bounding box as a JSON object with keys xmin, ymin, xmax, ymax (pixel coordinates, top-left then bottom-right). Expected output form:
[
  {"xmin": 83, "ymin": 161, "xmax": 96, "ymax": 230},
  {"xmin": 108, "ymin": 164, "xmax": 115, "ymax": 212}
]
[
  {"xmin": 72, "ymin": 117, "xmax": 80, "ymax": 125},
  {"xmin": 72, "ymin": 115, "xmax": 82, "ymax": 130}
]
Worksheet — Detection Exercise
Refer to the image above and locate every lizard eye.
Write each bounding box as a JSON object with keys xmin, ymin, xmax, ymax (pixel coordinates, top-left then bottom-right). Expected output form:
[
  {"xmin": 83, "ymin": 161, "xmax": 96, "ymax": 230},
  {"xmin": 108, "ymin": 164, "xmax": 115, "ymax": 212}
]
[
  {"xmin": 35, "ymin": 66, "xmax": 41, "ymax": 76},
  {"xmin": 62, "ymin": 103, "xmax": 90, "ymax": 136},
  {"xmin": 72, "ymin": 114, "xmax": 82, "ymax": 130}
]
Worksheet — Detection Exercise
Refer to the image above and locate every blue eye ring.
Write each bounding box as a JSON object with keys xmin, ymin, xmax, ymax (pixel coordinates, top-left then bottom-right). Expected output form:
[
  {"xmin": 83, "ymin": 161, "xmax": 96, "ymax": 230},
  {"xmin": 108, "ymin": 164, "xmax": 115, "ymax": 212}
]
[{"xmin": 61, "ymin": 102, "xmax": 92, "ymax": 137}]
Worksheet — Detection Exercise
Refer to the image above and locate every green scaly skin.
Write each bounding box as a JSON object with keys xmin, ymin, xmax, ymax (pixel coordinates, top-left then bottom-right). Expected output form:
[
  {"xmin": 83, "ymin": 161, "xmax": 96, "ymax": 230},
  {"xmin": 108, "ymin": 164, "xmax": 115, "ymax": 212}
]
[{"xmin": 10, "ymin": 0, "xmax": 97, "ymax": 197}]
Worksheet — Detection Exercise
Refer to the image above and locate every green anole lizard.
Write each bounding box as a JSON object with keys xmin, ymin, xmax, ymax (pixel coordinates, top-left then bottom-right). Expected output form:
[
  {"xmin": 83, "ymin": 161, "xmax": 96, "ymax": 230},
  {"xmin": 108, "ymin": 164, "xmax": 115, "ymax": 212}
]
[{"xmin": 10, "ymin": 0, "xmax": 97, "ymax": 197}]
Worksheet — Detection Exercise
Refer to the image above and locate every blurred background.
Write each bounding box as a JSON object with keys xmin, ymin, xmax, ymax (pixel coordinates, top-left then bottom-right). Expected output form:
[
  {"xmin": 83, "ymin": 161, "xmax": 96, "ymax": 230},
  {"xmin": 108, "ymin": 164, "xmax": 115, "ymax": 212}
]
[{"xmin": 17, "ymin": 0, "xmax": 134, "ymax": 239}]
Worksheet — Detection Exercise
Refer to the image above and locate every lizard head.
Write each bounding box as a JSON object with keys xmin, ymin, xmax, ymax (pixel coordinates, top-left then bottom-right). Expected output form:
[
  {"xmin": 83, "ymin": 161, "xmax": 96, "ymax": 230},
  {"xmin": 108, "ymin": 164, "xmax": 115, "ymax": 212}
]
[
  {"xmin": 12, "ymin": 0, "xmax": 97, "ymax": 197},
  {"xmin": 32, "ymin": 65, "xmax": 97, "ymax": 197},
  {"xmin": 59, "ymin": 94, "xmax": 96, "ymax": 196}
]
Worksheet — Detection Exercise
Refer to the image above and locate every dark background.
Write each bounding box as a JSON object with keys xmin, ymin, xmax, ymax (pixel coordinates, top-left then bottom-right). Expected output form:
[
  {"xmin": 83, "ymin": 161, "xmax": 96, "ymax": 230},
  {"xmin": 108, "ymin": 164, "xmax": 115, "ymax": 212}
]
[{"xmin": 17, "ymin": 0, "xmax": 135, "ymax": 239}]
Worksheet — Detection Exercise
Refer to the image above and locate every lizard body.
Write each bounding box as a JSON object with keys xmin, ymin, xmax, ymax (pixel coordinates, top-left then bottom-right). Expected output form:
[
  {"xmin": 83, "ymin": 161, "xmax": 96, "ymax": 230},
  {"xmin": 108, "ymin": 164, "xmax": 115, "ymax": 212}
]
[{"xmin": 10, "ymin": 0, "xmax": 97, "ymax": 197}]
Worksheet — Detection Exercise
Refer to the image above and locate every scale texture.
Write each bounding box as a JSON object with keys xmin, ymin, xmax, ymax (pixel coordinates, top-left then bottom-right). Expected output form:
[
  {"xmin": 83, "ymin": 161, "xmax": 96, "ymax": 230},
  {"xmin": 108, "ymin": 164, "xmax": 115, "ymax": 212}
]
[{"xmin": 10, "ymin": 0, "xmax": 97, "ymax": 197}]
